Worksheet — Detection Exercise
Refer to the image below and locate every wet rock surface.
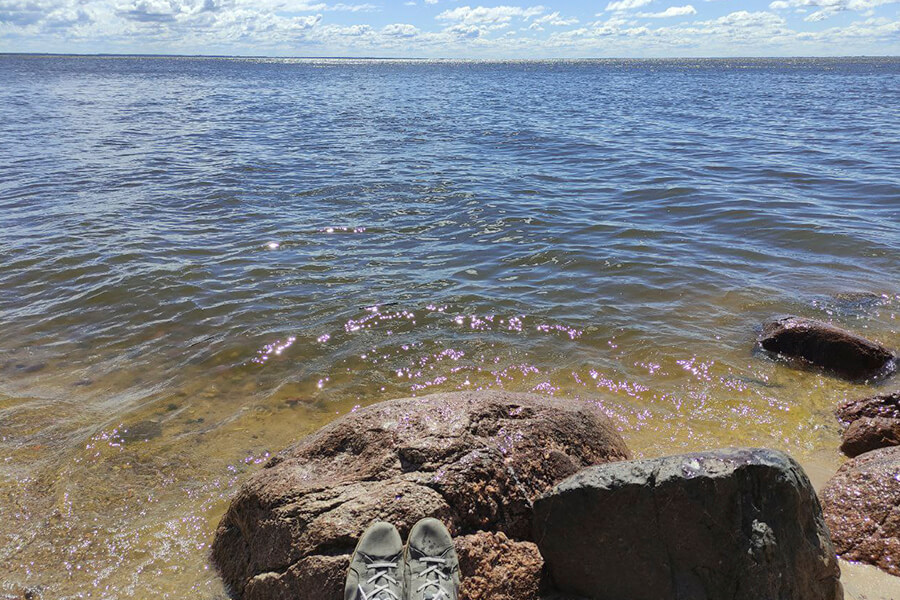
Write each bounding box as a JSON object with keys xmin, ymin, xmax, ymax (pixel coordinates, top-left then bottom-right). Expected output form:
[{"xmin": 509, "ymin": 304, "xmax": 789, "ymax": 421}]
[
  {"xmin": 534, "ymin": 448, "xmax": 842, "ymax": 600},
  {"xmin": 821, "ymin": 446, "xmax": 900, "ymax": 577},
  {"xmin": 759, "ymin": 315, "xmax": 895, "ymax": 381},
  {"xmin": 836, "ymin": 392, "xmax": 900, "ymax": 457},
  {"xmin": 211, "ymin": 390, "xmax": 629, "ymax": 599}
]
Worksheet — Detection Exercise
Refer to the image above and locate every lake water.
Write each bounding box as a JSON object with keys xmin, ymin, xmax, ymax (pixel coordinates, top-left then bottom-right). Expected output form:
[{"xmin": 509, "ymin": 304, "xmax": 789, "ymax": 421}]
[{"xmin": 1, "ymin": 55, "xmax": 899, "ymax": 598}]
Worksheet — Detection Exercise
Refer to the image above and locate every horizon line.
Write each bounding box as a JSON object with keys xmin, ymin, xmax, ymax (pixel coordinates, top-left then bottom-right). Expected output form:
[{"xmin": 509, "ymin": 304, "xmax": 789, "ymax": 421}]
[{"xmin": 2, "ymin": 52, "xmax": 900, "ymax": 61}]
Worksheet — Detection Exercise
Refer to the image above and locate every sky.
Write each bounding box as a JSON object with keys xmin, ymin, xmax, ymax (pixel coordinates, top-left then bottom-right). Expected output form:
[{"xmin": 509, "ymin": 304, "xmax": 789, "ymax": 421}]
[{"xmin": 1, "ymin": 0, "xmax": 898, "ymax": 57}]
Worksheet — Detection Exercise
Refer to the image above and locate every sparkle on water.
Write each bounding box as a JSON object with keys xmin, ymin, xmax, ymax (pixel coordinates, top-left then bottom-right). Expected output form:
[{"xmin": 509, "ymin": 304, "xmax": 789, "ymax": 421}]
[{"xmin": 0, "ymin": 55, "xmax": 899, "ymax": 599}]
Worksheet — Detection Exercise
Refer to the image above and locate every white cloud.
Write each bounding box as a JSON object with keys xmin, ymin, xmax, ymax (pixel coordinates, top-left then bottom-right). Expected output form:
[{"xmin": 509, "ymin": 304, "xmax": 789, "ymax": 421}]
[
  {"xmin": 637, "ymin": 4, "xmax": 697, "ymax": 17},
  {"xmin": 327, "ymin": 3, "xmax": 377, "ymax": 11},
  {"xmin": 382, "ymin": 22, "xmax": 418, "ymax": 36},
  {"xmin": 2, "ymin": 0, "xmax": 899, "ymax": 56},
  {"xmin": 436, "ymin": 5, "xmax": 545, "ymax": 25},
  {"xmin": 701, "ymin": 9, "xmax": 785, "ymax": 27},
  {"xmin": 528, "ymin": 10, "xmax": 578, "ymax": 29},
  {"xmin": 604, "ymin": 0, "xmax": 653, "ymax": 12},
  {"xmin": 768, "ymin": 0, "xmax": 899, "ymax": 21},
  {"xmin": 231, "ymin": 0, "xmax": 376, "ymax": 12}
]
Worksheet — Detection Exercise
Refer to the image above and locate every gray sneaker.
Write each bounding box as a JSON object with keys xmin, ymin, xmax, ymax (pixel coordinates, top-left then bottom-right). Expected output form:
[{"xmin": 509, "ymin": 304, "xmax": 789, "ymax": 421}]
[
  {"xmin": 345, "ymin": 521, "xmax": 404, "ymax": 600},
  {"xmin": 403, "ymin": 518, "xmax": 460, "ymax": 600}
]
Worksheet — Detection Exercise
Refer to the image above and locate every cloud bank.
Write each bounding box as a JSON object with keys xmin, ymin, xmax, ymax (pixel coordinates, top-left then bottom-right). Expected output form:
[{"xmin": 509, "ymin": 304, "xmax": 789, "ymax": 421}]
[{"xmin": 1, "ymin": 0, "xmax": 898, "ymax": 56}]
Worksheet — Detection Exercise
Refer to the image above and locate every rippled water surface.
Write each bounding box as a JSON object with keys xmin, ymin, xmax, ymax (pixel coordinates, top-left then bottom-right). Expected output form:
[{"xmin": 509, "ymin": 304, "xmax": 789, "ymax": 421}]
[{"xmin": 1, "ymin": 56, "xmax": 900, "ymax": 598}]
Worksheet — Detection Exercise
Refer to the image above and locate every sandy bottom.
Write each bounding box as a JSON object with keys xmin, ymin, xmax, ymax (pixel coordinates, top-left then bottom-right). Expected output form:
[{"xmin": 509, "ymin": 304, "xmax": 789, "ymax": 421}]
[{"xmin": 842, "ymin": 560, "xmax": 900, "ymax": 600}]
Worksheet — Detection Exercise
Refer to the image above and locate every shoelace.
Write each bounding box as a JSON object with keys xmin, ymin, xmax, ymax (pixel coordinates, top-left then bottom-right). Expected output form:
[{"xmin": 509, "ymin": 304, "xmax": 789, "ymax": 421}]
[
  {"xmin": 415, "ymin": 557, "xmax": 451, "ymax": 600},
  {"xmin": 363, "ymin": 560, "xmax": 400, "ymax": 600}
]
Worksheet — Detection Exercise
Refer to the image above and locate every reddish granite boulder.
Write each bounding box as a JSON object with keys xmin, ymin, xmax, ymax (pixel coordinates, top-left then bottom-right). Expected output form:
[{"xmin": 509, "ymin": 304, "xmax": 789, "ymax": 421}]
[
  {"xmin": 211, "ymin": 391, "xmax": 629, "ymax": 599},
  {"xmin": 837, "ymin": 392, "xmax": 900, "ymax": 424},
  {"xmin": 821, "ymin": 446, "xmax": 900, "ymax": 577},
  {"xmin": 456, "ymin": 531, "xmax": 544, "ymax": 600},
  {"xmin": 759, "ymin": 316, "xmax": 895, "ymax": 381},
  {"xmin": 836, "ymin": 392, "xmax": 900, "ymax": 457},
  {"xmin": 841, "ymin": 418, "xmax": 900, "ymax": 458}
]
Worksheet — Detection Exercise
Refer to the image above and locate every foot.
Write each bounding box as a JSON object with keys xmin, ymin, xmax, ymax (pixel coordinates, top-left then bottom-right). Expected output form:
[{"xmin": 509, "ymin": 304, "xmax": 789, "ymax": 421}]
[
  {"xmin": 404, "ymin": 518, "xmax": 460, "ymax": 600},
  {"xmin": 345, "ymin": 521, "xmax": 404, "ymax": 600}
]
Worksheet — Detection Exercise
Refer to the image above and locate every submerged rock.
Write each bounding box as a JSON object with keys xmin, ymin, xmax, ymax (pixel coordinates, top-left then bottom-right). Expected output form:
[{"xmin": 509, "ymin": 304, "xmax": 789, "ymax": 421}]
[
  {"xmin": 211, "ymin": 390, "xmax": 629, "ymax": 599},
  {"xmin": 759, "ymin": 315, "xmax": 895, "ymax": 381},
  {"xmin": 836, "ymin": 392, "xmax": 900, "ymax": 457},
  {"xmin": 119, "ymin": 420, "xmax": 162, "ymax": 443},
  {"xmin": 533, "ymin": 448, "xmax": 842, "ymax": 600},
  {"xmin": 821, "ymin": 445, "xmax": 900, "ymax": 577},
  {"xmin": 819, "ymin": 292, "xmax": 885, "ymax": 319}
]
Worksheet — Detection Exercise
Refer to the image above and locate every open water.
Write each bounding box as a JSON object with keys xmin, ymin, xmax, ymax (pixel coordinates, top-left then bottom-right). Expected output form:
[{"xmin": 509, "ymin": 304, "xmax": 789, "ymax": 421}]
[{"xmin": 1, "ymin": 55, "xmax": 899, "ymax": 598}]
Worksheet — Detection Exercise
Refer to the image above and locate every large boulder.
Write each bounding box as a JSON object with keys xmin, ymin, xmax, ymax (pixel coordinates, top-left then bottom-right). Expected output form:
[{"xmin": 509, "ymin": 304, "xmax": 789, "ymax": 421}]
[
  {"xmin": 533, "ymin": 448, "xmax": 842, "ymax": 600},
  {"xmin": 758, "ymin": 316, "xmax": 895, "ymax": 381},
  {"xmin": 211, "ymin": 390, "xmax": 629, "ymax": 599},
  {"xmin": 836, "ymin": 392, "xmax": 900, "ymax": 457},
  {"xmin": 821, "ymin": 446, "xmax": 900, "ymax": 577}
]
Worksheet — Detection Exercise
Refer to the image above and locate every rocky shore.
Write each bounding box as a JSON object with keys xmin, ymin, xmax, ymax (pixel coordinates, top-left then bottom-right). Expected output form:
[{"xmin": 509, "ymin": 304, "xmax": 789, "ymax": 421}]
[
  {"xmin": 758, "ymin": 315, "xmax": 900, "ymax": 587},
  {"xmin": 211, "ymin": 391, "xmax": 629, "ymax": 600},
  {"xmin": 210, "ymin": 315, "xmax": 900, "ymax": 600}
]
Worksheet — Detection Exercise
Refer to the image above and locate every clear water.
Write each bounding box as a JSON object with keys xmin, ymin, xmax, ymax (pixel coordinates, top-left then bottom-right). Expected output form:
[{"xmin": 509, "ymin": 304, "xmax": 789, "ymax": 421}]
[{"xmin": 1, "ymin": 55, "xmax": 899, "ymax": 598}]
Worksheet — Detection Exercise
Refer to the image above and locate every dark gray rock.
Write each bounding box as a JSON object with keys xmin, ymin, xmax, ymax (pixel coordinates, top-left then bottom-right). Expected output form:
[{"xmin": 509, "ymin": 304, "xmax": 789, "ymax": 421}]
[
  {"xmin": 836, "ymin": 392, "xmax": 900, "ymax": 457},
  {"xmin": 211, "ymin": 390, "xmax": 629, "ymax": 599},
  {"xmin": 534, "ymin": 448, "xmax": 842, "ymax": 600},
  {"xmin": 821, "ymin": 445, "xmax": 900, "ymax": 577},
  {"xmin": 758, "ymin": 315, "xmax": 894, "ymax": 381}
]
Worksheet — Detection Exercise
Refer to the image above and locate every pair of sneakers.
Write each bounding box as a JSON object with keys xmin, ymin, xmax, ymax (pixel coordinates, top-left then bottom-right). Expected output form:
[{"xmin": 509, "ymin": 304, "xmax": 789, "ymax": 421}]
[{"xmin": 344, "ymin": 518, "xmax": 460, "ymax": 600}]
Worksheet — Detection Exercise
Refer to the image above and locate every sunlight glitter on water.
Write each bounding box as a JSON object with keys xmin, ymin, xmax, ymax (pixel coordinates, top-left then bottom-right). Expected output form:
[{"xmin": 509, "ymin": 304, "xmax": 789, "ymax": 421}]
[{"xmin": 1, "ymin": 56, "xmax": 899, "ymax": 599}]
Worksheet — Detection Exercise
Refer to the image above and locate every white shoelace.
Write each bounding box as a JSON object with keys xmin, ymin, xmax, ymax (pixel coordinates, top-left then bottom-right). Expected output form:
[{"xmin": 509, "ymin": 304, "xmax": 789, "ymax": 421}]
[
  {"xmin": 415, "ymin": 557, "xmax": 451, "ymax": 600},
  {"xmin": 362, "ymin": 560, "xmax": 400, "ymax": 600}
]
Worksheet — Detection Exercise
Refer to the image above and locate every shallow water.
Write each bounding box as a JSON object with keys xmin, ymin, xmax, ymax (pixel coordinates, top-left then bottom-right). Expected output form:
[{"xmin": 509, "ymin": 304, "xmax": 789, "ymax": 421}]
[{"xmin": 1, "ymin": 55, "xmax": 899, "ymax": 598}]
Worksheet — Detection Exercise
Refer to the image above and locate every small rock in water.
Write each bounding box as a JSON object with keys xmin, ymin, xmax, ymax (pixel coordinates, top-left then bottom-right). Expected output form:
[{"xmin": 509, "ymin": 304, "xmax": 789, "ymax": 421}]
[
  {"xmin": 841, "ymin": 417, "xmax": 900, "ymax": 458},
  {"xmin": 821, "ymin": 445, "xmax": 900, "ymax": 577},
  {"xmin": 815, "ymin": 292, "xmax": 886, "ymax": 318},
  {"xmin": 119, "ymin": 420, "xmax": 162, "ymax": 443},
  {"xmin": 758, "ymin": 315, "xmax": 895, "ymax": 381},
  {"xmin": 837, "ymin": 391, "xmax": 900, "ymax": 424},
  {"xmin": 836, "ymin": 392, "xmax": 900, "ymax": 457},
  {"xmin": 834, "ymin": 291, "xmax": 883, "ymax": 306},
  {"xmin": 533, "ymin": 448, "xmax": 842, "ymax": 600}
]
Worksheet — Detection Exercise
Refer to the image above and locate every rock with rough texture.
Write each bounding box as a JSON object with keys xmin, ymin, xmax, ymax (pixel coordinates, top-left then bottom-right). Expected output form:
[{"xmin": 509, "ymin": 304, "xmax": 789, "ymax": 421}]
[
  {"xmin": 211, "ymin": 391, "xmax": 629, "ymax": 599},
  {"xmin": 840, "ymin": 417, "xmax": 900, "ymax": 458},
  {"xmin": 836, "ymin": 392, "xmax": 900, "ymax": 457},
  {"xmin": 534, "ymin": 448, "xmax": 842, "ymax": 600},
  {"xmin": 821, "ymin": 445, "xmax": 900, "ymax": 577},
  {"xmin": 758, "ymin": 315, "xmax": 895, "ymax": 381},
  {"xmin": 456, "ymin": 531, "xmax": 544, "ymax": 600}
]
